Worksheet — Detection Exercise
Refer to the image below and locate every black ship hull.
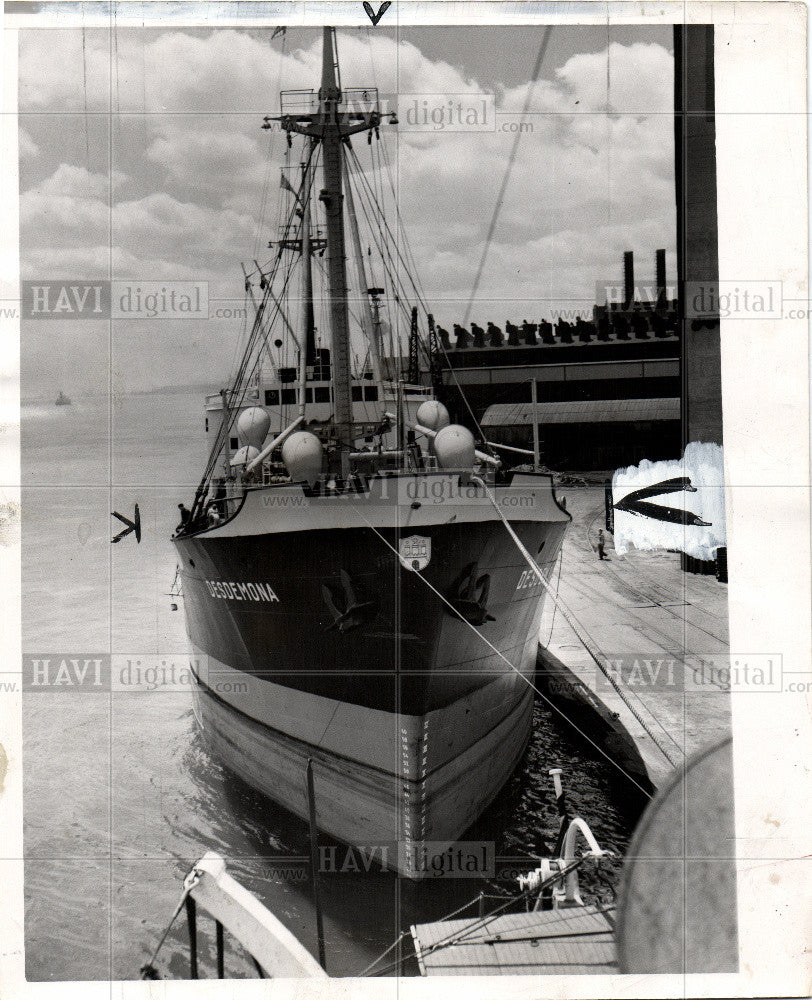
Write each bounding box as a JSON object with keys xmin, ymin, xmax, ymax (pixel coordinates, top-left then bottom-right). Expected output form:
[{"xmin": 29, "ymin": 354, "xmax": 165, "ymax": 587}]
[{"xmin": 173, "ymin": 471, "xmax": 569, "ymax": 876}]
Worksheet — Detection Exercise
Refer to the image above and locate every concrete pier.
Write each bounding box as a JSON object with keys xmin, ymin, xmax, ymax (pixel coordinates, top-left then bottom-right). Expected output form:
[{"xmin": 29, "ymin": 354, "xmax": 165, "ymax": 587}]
[{"xmin": 537, "ymin": 484, "xmax": 730, "ymax": 792}]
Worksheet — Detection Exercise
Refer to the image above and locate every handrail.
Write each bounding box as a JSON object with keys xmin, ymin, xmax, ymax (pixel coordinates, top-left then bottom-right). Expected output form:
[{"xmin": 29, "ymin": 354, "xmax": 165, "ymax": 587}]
[{"xmin": 186, "ymin": 853, "xmax": 327, "ymax": 978}]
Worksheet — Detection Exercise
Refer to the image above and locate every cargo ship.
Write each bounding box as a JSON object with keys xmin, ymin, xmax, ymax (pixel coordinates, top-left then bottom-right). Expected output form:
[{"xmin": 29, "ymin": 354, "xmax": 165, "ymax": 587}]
[{"xmin": 172, "ymin": 27, "xmax": 569, "ymax": 876}]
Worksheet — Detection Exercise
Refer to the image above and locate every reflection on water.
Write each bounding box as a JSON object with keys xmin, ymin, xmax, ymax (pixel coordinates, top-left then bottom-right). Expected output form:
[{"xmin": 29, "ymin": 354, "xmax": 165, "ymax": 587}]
[{"xmin": 23, "ymin": 392, "xmax": 643, "ymax": 980}]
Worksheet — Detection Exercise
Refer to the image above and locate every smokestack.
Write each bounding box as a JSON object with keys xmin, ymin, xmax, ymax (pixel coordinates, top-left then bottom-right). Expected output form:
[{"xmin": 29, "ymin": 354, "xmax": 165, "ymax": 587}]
[
  {"xmin": 656, "ymin": 248, "xmax": 667, "ymax": 310},
  {"xmin": 623, "ymin": 251, "xmax": 634, "ymax": 309}
]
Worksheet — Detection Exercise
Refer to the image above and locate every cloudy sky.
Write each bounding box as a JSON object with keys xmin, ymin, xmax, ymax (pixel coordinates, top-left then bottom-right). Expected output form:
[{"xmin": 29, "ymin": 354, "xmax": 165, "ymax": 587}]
[{"xmin": 18, "ymin": 24, "xmax": 675, "ymax": 397}]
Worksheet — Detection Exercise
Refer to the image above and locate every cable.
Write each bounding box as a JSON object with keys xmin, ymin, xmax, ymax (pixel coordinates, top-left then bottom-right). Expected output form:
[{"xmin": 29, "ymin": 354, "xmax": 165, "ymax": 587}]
[
  {"xmin": 345, "ymin": 497, "xmax": 655, "ymax": 799},
  {"xmin": 366, "ymin": 857, "xmax": 588, "ymax": 977},
  {"xmin": 542, "ymin": 546, "xmax": 563, "ymax": 646},
  {"xmin": 191, "ymin": 139, "xmax": 321, "ymax": 511},
  {"xmin": 463, "ymin": 26, "xmax": 553, "ymax": 326},
  {"xmin": 472, "ymin": 476, "xmax": 681, "ymax": 769},
  {"xmin": 253, "ymin": 29, "xmax": 287, "ymax": 259}
]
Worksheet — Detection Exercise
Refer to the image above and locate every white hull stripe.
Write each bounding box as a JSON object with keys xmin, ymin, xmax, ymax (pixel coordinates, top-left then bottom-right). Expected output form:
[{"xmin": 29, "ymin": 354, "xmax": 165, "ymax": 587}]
[{"xmin": 188, "ymin": 647, "xmax": 535, "ymax": 780}]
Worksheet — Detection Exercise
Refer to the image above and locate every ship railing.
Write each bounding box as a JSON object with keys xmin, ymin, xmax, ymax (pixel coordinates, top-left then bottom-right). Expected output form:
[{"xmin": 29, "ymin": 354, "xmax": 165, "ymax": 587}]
[
  {"xmin": 279, "ymin": 86, "xmax": 381, "ymax": 120},
  {"xmin": 141, "ymin": 768, "xmax": 614, "ymax": 980},
  {"xmin": 141, "ymin": 852, "xmax": 327, "ymax": 980},
  {"xmin": 379, "ymin": 381, "xmax": 433, "ymax": 398},
  {"xmin": 144, "ymin": 845, "xmax": 608, "ymax": 981},
  {"xmin": 205, "ymin": 388, "xmax": 259, "ymax": 409},
  {"xmin": 365, "ymin": 770, "xmax": 615, "ymax": 978},
  {"xmin": 340, "ymin": 86, "xmax": 380, "ymax": 117},
  {"xmin": 369, "ymin": 845, "xmax": 613, "ymax": 977},
  {"xmin": 280, "ymin": 88, "xmax": 317, "ymax": 115}
]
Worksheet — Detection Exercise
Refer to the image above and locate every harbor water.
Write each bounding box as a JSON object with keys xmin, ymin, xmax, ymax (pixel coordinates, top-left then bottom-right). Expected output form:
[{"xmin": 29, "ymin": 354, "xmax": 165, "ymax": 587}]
[{"xmin": 22, "ymin": 390, "xmax": 642, "ymax": 980}]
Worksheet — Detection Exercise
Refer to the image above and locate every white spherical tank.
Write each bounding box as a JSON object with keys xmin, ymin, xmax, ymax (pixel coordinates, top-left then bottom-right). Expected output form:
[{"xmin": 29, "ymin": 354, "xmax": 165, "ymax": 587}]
[
  {"xmin": 230, "ymin": 445, "xmax": 260, "ymax": 468},
  {"xmin": 282, "ymin": 431, "xmax": 323, "ymax": 485},
  {"xmin": 433, "ymin": 424, "xmax": 476, "ymax": 470},
  {"xmin": 416, "ymin": 399, "xmax": 450, "ymax": 432},
  {"xmin": 237, "ymin": 406, "xmax": 271, "ymax": 449}
]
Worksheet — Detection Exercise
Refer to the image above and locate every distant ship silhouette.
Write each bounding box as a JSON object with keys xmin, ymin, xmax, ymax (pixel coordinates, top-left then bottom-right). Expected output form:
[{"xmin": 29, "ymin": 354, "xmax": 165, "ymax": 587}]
[{"xmin": 54, "ymin": 391, "xmax": 71, "ymax": 406}]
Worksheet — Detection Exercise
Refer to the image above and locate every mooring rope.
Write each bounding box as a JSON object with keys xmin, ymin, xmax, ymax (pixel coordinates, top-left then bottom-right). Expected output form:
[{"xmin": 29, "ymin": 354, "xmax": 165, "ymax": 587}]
[
  {"xmin": 471, "ymin": 476, "xmax": 682, "ymax": 770},
  {"xmin": 363, "ymin": 857, "xmax": 591, "ymax": 977},
  {"xmin": 140, "ymin": 866, "xmax": 202, "ymax": 979},
  {"xmin": 346, "ymin": 500, "xmax": 655, "ymax": 799}
]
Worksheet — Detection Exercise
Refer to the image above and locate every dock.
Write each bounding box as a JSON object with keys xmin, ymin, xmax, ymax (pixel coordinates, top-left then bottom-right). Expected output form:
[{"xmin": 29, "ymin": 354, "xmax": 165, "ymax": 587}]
[
  {"xmin": 411, "ymin": 905, "xmax": 616, "ymax": 976},
  {"xmin": 537, "ymin": 484, "xmax": 730, "ymax": 791}
]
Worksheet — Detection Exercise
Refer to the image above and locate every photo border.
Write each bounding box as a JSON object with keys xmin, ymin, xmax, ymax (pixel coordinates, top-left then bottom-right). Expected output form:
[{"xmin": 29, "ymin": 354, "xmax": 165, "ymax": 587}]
[{"xmin": 0, "ymin": 2, "xmax": 809, "ymax": 998}]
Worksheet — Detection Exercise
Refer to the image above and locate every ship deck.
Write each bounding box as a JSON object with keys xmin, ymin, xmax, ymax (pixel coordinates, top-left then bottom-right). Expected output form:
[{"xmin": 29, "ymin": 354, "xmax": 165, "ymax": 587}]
[{"xmin": 537, "ymin": 483, "xmax": 730, "ymax": 791}]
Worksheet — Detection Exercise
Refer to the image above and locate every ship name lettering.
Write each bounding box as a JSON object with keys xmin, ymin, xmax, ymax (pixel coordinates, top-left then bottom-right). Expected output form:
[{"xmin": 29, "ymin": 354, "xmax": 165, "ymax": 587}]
[
  {"xmin": 516, "ymin": 569, "xmax": 542, "ymax": 591},
  {"xmin": 205, "ymin": 580, "xmax": 280, "ymax": 603}
]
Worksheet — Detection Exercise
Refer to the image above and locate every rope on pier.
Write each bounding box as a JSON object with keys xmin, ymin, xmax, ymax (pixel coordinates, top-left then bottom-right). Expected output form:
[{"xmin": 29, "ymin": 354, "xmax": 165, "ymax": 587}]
[
  {"xmin": 364, "ymin": 858, "xmax": 591, "ymax": 977},
  {"xmin": 347, "ymin": 501, "xmax": 655, "ymax": 799},
  {"xmin": 357, "ymin": 930, "xmax": 409, "ymax": 977},
  {"xmin": 472, "ymin": 476, "xmax": 682, "ymax": 771}
]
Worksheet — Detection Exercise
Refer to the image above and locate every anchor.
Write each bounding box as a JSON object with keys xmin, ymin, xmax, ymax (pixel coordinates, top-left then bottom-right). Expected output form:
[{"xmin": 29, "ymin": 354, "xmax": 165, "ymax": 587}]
[
  {"xmin": 447, "ymin": 561, "xmax": 494, "ymax": 625},
  {"xmin": 321, "ymin": 569, "xmax": 376, "ymax": 633}
]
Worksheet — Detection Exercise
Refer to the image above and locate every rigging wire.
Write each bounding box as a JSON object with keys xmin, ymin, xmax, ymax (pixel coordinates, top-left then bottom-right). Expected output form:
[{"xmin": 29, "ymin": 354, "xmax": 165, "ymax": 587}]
[
  {"xmin": 375, "ymin": 135, "xmax": 436, "ymax": 373},
  {"xmin": 462, "ymin": 25, "xmax": 553, "ymax": 326},
  {"xmin": 370, "ymin": 140, "xmax": 398, "ymax": 365},
  {"xmin": 192, "ymin": 195, "xmax": 304, "ymax": 507},
  {"xmin": 344, "ymin": 155, "xmax": 415, "ymax": 359},
  {"xmin": 225, "ymin": 288, "xmax": 252, "ymax": 391},
  {"xmin": 542, "ymin": 546, "xmax": 564, "ymax": 646},
  {"xmin": 346, "ymin": 144, "xmax": 429, "ymax": 320},
  {"xmin": 348, "ymin": 141, "xmax": 493, "ymax": 445},
  {"xmin": 471, "ymin": 475, "xmax": 682, "ymax": 768},
  {"xmin": 345, "ymin": 145, "xmax": 431, "ymax": 370},
  {"xmin": 81, "ymin": 26, "xmax": 90, "ymax": 165},
  {"xmin": 377, "ymin": 127, "xmax": 430, "ymax": 311},
  {"xmin": 350, "ymin": 137, "xmax": 494, "ymax": 437},
  {"xmin": 197, "ymin": 31, "xmax": 547, "ymax": 493},
  {"xmin": 346, "ymin": 498, "xmax": 657, "ymax": 798},
  {"xmin": 253, "ymin": 28, "xmax": 288, "ymax": 260},
  {"xmin": 362, "ymin": 855, "xmax": 598, "ymax": 977},
  {"xmin": 312, "ymin": 251, "xmax": 366, "ymax": 367},
  {"xmin": 198, "ymin": 136, "xmax": 322, "ymax": 495}
]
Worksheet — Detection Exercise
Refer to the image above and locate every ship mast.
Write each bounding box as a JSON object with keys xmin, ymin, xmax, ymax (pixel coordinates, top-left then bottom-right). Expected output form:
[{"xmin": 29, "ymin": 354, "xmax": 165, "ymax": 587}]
[
  {"xmin": 269, "ymin": 27, "xmax": 395, "ymax": 469},
  {"xmin": 318, "ymin": 28, "xmax": 353, "ymax": 447},
  {"xmin": 300, "ymin": 140, "xmax": 317, "ymax": 368}
]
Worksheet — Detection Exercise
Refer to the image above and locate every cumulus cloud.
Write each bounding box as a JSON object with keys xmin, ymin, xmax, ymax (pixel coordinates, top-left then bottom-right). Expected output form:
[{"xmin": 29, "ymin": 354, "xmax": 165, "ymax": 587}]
[
  {"xmin": 18, "ymin": 126, "xmax": 39, "ymax": 159},
  {"xmin": 21, "ymin": 165, "xmax": 112, "ymax": 254},
  {"xmin": 555, "ymin": 42, "xmax": 672, "ymax": 114},
  {"xmin": 18, "ymin": 27, "xmax": 676, "ymax": 391}
]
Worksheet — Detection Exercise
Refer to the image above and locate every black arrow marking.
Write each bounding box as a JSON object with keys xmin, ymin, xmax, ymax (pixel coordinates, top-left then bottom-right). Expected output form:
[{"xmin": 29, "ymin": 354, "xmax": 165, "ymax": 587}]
[
  {"xmin": 111, "ymin": 504, "xmax": 141, "ymax": 543},
  {"xmin": 614, "ymin": 476, "xmax": 711, "ymax": 527},
  {"xmin": 363, "ymin": 1, "xmax": 391, "ymax": 26}
]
